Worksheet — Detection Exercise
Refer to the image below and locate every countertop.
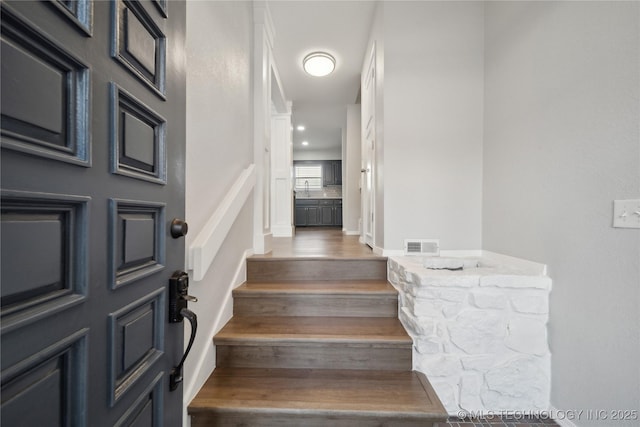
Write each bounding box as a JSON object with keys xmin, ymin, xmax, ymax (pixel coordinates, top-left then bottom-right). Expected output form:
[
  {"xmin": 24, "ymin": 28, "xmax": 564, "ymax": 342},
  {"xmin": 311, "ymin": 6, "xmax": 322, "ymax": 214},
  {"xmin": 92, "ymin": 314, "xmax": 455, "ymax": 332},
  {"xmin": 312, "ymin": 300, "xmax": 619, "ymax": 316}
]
[
  {"xmin": 295, "ymin": 195, "xmax": 343, "ymax": 200},
  {"xmin": 294, "ymin": 191, "xmax": 342, "ymax": 200}
]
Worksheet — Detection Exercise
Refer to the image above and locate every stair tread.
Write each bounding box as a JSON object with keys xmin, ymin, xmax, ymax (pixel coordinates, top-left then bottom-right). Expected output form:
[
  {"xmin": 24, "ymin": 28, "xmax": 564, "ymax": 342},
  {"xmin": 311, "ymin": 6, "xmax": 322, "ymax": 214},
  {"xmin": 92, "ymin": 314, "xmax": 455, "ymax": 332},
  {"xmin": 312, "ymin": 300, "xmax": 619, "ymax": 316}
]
[
  {"xmin": 249, "ymin": 255, "xmax": 388, "ymax": 261},
  {"xmin": 189, "ymin": 368, "xmax": 446, "ymax": 418},
  {"xmin": 235, "ymin": 280, "xmax": 397, "ymax": 296},
  {"xmin": 215, "ymin": 316, "xmax": 412, "ymax": 345},
  {"xmin": 247, "ymin": 258, "xmax": 388, "ymax": 282}
]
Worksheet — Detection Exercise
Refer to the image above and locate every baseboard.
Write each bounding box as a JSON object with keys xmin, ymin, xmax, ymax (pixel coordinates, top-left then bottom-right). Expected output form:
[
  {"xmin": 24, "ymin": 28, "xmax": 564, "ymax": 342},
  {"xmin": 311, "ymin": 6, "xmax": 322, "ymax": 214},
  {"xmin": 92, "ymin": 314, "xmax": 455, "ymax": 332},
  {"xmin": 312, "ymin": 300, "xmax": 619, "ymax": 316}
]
[
  {"xmin": 272, "ymin": 225, "xmax": 294, "ymax": 237},
  {"xmin": 183, "ymin": 248, "xmax": 252, "ymax": 404},
  {"xmin": 253, "ymin": 232, "xmax": 273, "ymax": 255},
  {"xmin": 372, "ymin": 245, "xmax": 384, "ymax": 255},
  {"xmin": 342, "ymin": 229, "xmax": 360, "ymax": 236}
]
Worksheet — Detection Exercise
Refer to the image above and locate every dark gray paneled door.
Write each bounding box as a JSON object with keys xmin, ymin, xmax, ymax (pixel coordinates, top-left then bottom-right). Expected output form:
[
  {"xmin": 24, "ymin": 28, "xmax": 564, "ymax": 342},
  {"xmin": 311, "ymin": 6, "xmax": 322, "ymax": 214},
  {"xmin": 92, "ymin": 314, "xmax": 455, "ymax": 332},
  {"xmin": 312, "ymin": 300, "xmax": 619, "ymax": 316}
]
[{"xmin": 1, "ymin": 1, "xmax": 186, "ymax": 426}]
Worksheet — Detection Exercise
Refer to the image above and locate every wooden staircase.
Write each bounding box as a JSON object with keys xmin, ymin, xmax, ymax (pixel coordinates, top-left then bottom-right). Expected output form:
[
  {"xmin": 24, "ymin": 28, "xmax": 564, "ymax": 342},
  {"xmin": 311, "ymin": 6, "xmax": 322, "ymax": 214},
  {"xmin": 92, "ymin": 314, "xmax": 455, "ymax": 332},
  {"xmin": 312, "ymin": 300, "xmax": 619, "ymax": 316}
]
[{"xmin": 188, "ymin": 256, "xmax": 447, "ymax": 426}]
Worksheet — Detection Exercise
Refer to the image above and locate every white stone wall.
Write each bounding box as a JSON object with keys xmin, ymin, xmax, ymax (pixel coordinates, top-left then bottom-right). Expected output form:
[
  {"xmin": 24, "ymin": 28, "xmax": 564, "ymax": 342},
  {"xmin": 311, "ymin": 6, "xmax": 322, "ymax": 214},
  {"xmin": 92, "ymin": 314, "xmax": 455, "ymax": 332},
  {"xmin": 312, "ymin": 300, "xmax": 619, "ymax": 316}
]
[{"xmin": 388, "ymin": 256, "xmax": 551, "ymax": 414}]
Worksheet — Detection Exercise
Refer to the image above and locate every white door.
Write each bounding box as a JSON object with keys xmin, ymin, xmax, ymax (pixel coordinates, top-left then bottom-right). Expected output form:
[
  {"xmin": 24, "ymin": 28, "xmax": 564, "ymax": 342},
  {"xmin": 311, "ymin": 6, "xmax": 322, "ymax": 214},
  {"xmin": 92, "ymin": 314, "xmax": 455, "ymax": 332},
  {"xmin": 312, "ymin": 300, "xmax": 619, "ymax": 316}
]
[{"xmin": 361, "ymin": 45, "xmax": 376, "ymax": 247}]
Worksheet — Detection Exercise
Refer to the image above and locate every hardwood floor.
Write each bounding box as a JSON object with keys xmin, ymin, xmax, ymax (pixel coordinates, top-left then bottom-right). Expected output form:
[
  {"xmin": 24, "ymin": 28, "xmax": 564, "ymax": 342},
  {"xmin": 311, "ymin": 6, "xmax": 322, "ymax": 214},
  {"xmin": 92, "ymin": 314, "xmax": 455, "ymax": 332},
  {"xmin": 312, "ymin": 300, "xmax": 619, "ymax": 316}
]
[
  {"xmin": 188, "ymin": 228, "xmax": 447, "ymax": 426},
  {"xmin": 233, "ymin": 280, "xmax": 398, "ymax": 318},
  {"xmin": 252, "ymin": 227, "xmax": 381, "ymax": 259},
  {"xmin": 247, "ymin": 258, "xmax": 388, "ymax": 282},
  {"xmin": 190, "ymin": 368, "xmax": 445, "ymax": 427}
]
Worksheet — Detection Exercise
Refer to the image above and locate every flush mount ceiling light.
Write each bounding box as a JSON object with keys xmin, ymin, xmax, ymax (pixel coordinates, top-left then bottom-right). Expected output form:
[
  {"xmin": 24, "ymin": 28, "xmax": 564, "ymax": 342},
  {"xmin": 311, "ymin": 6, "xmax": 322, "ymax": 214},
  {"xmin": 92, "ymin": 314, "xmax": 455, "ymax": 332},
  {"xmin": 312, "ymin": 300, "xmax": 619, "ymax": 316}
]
[
  {"xmin": 301, "ymin": 141, "xmax": 309, "ymax": 146},
  {"xmin": 303, "ymin": 52, "xmax": 335, "ymax": 77},
  {"xmin": 297, "ymin": 125, "xmax": 305, "ymax": 131}
]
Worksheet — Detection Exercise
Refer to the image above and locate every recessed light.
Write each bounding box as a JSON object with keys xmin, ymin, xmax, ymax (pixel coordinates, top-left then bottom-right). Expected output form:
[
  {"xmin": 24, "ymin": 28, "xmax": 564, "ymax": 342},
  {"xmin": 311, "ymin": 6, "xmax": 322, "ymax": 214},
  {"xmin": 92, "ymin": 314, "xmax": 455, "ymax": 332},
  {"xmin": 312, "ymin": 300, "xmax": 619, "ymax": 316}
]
[
  {"xmin": 301, "ymin": 141, "xmax": 309, "ymax": 146},
  {"xmin": 303, "ymin": 52, "xmax": 335, "ymax": 77},
  {"xmin": 297, "ymin": 125, "xmax": 305, "ymax": 131}
]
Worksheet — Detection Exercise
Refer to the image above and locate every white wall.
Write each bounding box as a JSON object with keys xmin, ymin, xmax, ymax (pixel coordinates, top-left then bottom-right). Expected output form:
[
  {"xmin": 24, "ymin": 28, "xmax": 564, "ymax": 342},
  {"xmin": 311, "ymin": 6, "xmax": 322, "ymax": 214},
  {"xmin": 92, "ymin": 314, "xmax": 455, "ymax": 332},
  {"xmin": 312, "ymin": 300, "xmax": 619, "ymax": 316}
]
[
  {"xmin": 293, "ymin": 146, "xmax": 342, "ymax": 161},
  {"xmin": 344, "ymin": 104, "xmax": 362, "ymax": 234},
  {"xmin": 184, "ymin": 0, "xmax": 254, "ymax": 405},
  {"xmin": 382, "ymin": 1, "xmax": 485, "ymax": 252},
  {"xmin": 483, "ymin": 2, "xmax": 640, "ymax": 425}
]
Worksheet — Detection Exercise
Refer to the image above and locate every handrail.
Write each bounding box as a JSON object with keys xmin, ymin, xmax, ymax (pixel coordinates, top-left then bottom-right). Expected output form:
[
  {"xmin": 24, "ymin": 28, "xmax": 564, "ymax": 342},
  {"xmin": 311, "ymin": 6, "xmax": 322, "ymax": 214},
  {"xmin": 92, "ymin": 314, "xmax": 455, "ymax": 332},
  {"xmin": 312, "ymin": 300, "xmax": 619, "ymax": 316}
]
[{"xmin": 188, "ymin": 164, "xmax": 256, "ymax": 281}]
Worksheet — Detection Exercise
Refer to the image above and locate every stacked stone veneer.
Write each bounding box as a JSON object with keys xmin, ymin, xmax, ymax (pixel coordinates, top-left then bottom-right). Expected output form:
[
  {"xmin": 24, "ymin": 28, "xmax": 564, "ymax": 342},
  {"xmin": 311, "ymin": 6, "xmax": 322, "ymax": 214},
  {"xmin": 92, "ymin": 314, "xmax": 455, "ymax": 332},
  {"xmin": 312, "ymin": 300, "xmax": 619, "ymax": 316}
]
[{"xmin": 388, "ymin": 256, "xmax": 551, "ymax": 414}]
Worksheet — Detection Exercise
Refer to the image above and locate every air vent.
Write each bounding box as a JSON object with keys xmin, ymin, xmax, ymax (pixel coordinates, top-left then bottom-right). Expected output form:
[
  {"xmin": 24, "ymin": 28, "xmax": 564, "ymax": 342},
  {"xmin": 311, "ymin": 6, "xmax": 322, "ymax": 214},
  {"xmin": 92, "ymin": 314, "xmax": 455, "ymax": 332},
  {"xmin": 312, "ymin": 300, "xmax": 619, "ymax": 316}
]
[{"xmin": 404, "ymin": 239, "xmax": 440, "ymax": 256}]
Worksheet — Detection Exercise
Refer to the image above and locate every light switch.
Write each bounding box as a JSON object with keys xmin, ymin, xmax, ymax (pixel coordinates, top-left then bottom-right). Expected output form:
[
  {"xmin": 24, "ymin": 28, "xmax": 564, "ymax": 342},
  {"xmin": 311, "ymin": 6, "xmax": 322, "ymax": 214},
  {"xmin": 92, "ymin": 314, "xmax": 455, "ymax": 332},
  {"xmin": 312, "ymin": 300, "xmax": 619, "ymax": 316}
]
[{"xmin": 613, "ymin": 199, "xmax": 640, "ymax": 229}]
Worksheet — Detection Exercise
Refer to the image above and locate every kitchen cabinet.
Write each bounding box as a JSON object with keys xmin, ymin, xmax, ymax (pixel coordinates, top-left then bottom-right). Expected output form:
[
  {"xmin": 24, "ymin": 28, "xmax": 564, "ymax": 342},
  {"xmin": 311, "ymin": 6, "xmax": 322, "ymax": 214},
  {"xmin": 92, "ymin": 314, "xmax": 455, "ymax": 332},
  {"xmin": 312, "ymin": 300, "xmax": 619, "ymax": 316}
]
[
  {"xmin": 295, "ymin": 198, "xmax": 342, "ymax": 227},
  {"xmin": 307, "ymin": 206, "xmax": 320, "ymax": 226},
  {"xmin": 295, "ymin": 199, "xmax": 319, "ymax": 226},
  {"xmin": 322, "ymin": 160, "xmax": 342, "ymax": 186},
  {"xmin": 319, "ymin": 200, "xmax": 334, "ymax": 226},
  {"xmin": 295, "ymin": 206, "xmax": 307, "ymax": 226},
  {"xmin": 333, "ymin": 161, "xmax": 342, "ymax": 185},
  {"xmin": 293, "ymin": 160, "xmax": 342, "ymax": 187}
]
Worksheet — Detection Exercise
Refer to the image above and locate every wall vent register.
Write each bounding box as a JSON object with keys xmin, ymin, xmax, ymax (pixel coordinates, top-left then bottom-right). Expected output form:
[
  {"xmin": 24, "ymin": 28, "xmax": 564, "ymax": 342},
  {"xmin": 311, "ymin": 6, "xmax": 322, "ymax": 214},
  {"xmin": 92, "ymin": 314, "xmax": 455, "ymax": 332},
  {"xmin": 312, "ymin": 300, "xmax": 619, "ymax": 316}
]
[{"xmin": 404, "ymin": 239, "xmax": 440, "ymax": 256}]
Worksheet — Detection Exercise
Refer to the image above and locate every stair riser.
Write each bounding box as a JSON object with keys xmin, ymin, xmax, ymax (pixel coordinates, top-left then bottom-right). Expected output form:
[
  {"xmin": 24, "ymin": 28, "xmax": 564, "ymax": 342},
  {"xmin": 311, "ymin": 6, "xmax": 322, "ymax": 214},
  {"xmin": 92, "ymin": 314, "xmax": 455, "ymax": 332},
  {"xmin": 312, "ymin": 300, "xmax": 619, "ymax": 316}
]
[
  {"xmin": 233, "ymin": 295, "xmax": 398, "ymax": 317},
  {"xmin": 216, "ymin": 345, "xmax": 411, "ymax": 371},
  {"xmin": 247, "ymin": 259, "xmax": 387, "ymax": 282},
  {"xmin": 191, "ymin": 413, "xmax": 442, "ymax": 427}
]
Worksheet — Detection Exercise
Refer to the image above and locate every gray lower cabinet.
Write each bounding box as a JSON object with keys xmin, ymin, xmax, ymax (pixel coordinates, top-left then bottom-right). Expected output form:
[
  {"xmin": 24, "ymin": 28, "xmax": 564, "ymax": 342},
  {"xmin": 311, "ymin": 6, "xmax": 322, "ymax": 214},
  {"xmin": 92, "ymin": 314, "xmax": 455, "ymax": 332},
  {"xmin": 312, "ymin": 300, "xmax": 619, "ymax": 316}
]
[
  {"xmin": 295, "ymin": 199, "xmax": 342, "ymax": 227},
  {"xmin": 307, "ymin": 206, "xmax": 320, "ymax": 225},
  {"xmin": 320, "ymin": 200, "xmax": 334, "ymax": 226},
  {"xmin": 295, "ymin": 200, "xmax": 321, "ymax": 226},
  {"xmin": 295, "ymin": 206, "xmax": 308, "ymax": 226}
]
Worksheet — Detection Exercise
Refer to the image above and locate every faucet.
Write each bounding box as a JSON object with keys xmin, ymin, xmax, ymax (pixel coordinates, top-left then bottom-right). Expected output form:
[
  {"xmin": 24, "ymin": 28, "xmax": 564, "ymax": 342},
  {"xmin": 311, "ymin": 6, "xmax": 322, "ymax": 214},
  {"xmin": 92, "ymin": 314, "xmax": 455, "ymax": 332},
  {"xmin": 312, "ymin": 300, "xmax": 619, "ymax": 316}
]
[{"xmin": 304, "ymin": 180, "xmax": 310, "ymax": 197}]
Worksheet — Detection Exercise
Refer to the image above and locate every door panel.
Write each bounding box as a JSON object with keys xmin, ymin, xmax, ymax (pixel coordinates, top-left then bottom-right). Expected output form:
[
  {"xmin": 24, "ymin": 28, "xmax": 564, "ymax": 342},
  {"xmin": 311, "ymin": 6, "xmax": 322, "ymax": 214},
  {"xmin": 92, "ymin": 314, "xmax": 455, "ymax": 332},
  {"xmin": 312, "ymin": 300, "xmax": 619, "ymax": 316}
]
[
  {"xmin": 307, "ymin": 206, "xmax": 319, "ymax": 226},
  {"xmin": 1, "ymin": 1, "xmax": 186, "ymax": 426},
  {"xmin": 112, "ymin": 0, "xmax": 167, "ymax": 98},
  {"xmin": 0, "ymin": 7, "xmax": 90, "ymax": 166},
  {"xmin": 362, "ymin": 44, "xmax": 375, "ymax": 247},
  {"xmin": 295, "ymin": 206, "xmax": 307, "ymax": 226},
  {"xmin": 111, "ymin": 84, "xmax": 167, "ymax": 184},
  {"xmin": 320, "ymin": 205, "xmax": 334, "ymax": 226}
]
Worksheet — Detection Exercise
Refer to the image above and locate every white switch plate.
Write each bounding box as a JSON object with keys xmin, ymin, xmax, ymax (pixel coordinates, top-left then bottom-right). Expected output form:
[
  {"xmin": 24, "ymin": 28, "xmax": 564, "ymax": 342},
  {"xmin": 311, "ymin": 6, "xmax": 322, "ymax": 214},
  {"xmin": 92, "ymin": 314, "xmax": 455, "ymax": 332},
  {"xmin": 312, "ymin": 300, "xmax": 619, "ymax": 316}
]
[{"xmin": 613, "ymin": 199, "xmax": 640, "ymax": 229}]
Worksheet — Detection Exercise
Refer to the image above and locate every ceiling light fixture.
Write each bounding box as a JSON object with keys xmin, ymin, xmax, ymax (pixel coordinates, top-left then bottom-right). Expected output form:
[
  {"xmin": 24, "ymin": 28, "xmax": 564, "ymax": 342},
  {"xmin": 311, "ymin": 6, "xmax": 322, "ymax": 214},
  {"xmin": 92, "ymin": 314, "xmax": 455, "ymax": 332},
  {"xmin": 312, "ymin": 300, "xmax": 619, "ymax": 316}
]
[
  {"xmin": 301, "ymin": 141, "xmax": 309, "ymax": 146},
  {"xmin": 303, "ymin": 52, "xmax": 335, "ymax": 77},
  {"xmin": 297, "ymin": 125, "xmax": 305, "ymax": 131}
]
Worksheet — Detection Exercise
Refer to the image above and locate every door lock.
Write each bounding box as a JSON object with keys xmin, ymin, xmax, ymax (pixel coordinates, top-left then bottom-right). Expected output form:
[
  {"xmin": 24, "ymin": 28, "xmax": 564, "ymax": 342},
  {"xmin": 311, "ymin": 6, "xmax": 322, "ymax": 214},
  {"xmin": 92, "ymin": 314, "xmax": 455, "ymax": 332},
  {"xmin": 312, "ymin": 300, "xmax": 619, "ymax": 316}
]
[{"xmin": 169, "ymin": 271, "xmax": 197, "ymax": 322}]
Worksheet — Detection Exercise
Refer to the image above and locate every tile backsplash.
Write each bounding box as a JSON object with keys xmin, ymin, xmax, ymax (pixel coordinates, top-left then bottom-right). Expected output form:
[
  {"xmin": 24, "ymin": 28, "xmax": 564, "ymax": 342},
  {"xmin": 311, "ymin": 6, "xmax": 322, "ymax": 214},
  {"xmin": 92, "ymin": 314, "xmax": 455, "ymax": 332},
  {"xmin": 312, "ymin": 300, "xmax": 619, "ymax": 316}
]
[{"xmin": 296, "ymin": 186, "xmax": 342, "ymax": 199}]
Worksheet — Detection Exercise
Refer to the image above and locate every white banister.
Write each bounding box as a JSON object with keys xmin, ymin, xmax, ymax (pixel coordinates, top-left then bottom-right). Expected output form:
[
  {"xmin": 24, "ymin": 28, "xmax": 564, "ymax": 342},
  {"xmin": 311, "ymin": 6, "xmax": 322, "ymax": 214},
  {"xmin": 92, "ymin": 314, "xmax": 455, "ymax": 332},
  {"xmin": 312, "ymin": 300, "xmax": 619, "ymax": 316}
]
[{"xmin": 188, "ymin": 164, "xmax": 256, "ymax": 281}]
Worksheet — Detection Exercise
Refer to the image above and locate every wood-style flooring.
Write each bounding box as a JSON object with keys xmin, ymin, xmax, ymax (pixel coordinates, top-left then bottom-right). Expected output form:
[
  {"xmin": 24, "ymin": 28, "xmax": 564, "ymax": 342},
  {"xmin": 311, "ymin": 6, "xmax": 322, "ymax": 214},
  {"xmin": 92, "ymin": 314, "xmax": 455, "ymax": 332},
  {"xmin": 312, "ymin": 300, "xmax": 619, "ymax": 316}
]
[
  {"xmin": 190, "ymin": 368, "xmax": 444, "ymax": 426},
  {"xmin": 188, "ymin": 228, "xmax": 447, "ymax": 426},
  {"xmin": 252, "ymin": 227, "xmax": 380, "ymax": 259}
]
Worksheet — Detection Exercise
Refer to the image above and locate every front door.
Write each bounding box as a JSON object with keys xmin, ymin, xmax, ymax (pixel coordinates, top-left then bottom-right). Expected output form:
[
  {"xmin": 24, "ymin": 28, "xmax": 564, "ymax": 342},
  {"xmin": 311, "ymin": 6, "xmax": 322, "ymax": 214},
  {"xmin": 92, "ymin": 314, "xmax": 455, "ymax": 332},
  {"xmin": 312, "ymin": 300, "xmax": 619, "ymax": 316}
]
[{"xmin": 1, "ymin": 1, "xmax": 186, "ymax": 426}]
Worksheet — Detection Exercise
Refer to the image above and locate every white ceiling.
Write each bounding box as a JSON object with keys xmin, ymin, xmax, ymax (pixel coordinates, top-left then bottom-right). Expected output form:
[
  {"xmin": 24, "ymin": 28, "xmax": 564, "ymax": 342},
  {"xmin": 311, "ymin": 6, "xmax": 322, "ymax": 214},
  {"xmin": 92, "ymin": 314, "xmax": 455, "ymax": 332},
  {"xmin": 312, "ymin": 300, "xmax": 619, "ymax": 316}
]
[{"xmin": 269, "ymin": 1, "xmax": 376, "ymax": 154}]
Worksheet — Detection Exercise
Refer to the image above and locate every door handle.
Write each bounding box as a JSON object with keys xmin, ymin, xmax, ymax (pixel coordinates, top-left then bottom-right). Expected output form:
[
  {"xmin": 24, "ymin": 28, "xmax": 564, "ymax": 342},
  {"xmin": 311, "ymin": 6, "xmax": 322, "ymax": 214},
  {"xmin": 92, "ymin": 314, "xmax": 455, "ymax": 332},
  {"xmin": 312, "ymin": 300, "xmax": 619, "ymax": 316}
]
[
  {"xmin": 168, "ymin": 271, "xmax": 198, "ymax": 391},
  {"xmin": 170, "ymin": 307, "xmax": 197, "ymax": 391}
]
